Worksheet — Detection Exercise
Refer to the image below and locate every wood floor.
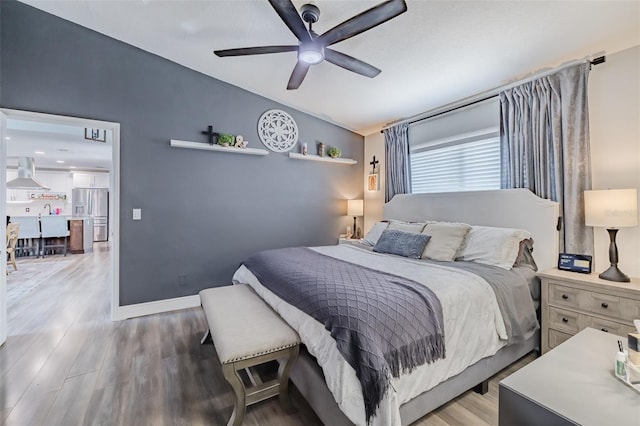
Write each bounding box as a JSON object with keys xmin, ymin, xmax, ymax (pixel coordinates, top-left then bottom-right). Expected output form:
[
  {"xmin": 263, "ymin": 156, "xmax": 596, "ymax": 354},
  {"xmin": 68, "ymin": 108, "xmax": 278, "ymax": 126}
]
[{"xmin": 0, "ymin": 246, "xmax": 534, "ymax": 426}]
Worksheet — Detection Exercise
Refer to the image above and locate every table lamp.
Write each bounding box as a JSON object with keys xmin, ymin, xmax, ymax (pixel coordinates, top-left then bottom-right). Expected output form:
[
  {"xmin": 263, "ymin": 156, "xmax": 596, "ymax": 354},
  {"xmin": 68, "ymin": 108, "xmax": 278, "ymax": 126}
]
[
  {"xmin": 584, "ymin": 188, "xmax": 638, "ymax": 282},
  {"xmin": 347, "ymin": 199, "xmax": 364, "ymax": 239}
]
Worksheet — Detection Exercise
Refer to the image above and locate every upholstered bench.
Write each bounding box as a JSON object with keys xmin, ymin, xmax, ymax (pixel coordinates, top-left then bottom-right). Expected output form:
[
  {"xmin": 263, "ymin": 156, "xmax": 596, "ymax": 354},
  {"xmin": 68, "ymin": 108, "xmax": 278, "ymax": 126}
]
[{"xmin": 199, "ymin": 284, "xmax": 300, "ymax": 426}]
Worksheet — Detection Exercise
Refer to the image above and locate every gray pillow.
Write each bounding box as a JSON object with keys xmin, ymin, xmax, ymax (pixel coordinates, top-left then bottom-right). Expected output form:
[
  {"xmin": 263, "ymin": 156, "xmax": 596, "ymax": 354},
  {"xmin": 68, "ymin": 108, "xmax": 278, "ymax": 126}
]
[{"xmin": 373, "ymin": 229, "xmax": 431, "ymax": 259}]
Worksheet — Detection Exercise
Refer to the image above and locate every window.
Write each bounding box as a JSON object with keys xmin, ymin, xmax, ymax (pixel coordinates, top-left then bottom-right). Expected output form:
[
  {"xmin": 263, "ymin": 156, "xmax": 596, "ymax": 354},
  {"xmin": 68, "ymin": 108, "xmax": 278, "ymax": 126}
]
[
  {"xmin": 410, "ymin": 135, "xmax": 500, "ymax": 194},
  {"xmin": 408, "ymin": 97, "xmax": 500, "ymax": 194}
]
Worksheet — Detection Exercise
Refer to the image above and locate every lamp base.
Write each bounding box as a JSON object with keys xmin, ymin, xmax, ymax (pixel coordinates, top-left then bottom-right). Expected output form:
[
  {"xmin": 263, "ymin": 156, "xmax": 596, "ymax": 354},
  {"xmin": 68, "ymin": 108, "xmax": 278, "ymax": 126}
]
[{"xmin": 599, "ymin": 265, "xmax": 630, "ymax": 282}]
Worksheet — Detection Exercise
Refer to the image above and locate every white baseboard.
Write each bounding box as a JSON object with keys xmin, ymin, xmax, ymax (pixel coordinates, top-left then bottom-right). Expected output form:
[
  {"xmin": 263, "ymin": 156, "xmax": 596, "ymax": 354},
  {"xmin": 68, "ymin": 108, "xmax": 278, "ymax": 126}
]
[{"xmin": 114, "ymin": 294, "xmax": 200, "ymax": 321}]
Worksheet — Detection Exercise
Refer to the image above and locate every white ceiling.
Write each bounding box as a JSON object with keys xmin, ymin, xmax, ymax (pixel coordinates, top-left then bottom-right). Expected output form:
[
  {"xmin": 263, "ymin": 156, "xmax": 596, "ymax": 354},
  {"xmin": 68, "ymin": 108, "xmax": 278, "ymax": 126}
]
[
  {"xmin": 19, "ymin": 0, "xmax": 640, "ymax": 136},
  {"xmin": 5, "ymin": 119, "xmax": 112, "ymax": 172}
]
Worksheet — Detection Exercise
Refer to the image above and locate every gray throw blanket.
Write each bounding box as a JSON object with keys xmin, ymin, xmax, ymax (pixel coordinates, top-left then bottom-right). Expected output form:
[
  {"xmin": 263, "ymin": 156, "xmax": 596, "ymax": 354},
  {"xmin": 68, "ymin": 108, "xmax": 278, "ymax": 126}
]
[{"xmin": 243, "ymin": 247, "xmax": 445, "ymax": 423}]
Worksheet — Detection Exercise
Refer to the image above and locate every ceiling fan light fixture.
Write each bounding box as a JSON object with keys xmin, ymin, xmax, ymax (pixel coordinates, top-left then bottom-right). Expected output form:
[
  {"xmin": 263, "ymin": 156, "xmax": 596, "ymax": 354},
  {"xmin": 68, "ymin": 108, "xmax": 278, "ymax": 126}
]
[{"xmin": 298, "ymin": 44, "xmax": 324, "ymax": 65}]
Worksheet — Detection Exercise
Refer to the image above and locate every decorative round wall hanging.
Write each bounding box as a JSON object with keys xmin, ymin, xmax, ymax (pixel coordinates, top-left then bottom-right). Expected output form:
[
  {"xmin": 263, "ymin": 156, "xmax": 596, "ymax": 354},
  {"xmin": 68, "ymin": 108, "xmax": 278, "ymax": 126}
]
[{"xmin": 257, "ymin": 109, "xmax": 299, "ymax": 152}]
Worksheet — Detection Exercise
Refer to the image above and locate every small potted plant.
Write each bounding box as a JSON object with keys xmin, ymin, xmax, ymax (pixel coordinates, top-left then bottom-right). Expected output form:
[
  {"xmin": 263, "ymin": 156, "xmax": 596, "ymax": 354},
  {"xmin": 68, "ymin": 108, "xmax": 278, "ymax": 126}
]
[
  {"xmin": 328, "ymin": 147, "xmax": 341, "ymax": 158},
  {"xmin": 218, "ymin": 133, "xmax": 235, "ymax": 147}
]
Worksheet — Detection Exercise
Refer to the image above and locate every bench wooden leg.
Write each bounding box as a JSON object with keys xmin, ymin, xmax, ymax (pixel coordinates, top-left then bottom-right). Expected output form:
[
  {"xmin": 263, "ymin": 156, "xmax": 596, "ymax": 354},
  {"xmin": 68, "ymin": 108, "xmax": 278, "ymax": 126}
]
[
  {"xmin": 277, "ymin": 345, "xmax": 299, "ymax": 413},
  {"xmin": 222, "ymin": 363, "xmax": 246, "ymax": 426}
]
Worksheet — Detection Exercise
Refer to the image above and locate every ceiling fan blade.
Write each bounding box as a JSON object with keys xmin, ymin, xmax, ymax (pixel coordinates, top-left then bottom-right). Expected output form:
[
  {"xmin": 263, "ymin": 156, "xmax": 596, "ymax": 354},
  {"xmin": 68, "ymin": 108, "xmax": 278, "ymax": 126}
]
[
  {"xmin": 324, "ymin": 49, "xmax": 381, "ymax": 78},
  {"xmin": 214, "ymin": 45, "xmax": 298, "ymax": 57},
  {"xmin": 318, "ymin": 0, "xmax": 407, "ymax": 46},
  {"xmin": 287, "ymin": 61, "xmax": 310, "ymax": 90},
  {"xmin": 268, "ymin": 0, "xmax": 312, "ymax": 43}
]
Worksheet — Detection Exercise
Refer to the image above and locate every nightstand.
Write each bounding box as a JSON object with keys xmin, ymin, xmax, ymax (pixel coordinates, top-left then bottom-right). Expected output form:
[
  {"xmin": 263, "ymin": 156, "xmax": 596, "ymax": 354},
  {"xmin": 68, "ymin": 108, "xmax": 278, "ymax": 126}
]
[{"xmin": 539, "ymin": 268, "xmax": 640, "ymax": 354}]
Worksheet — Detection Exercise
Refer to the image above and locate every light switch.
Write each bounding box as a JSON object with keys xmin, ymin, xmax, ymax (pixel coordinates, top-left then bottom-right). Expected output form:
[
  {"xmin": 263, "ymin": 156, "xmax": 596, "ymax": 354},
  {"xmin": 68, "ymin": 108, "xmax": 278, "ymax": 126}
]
[{"xmin": 132, "ymin": 208, "xmax": 142, "ymax": 220}]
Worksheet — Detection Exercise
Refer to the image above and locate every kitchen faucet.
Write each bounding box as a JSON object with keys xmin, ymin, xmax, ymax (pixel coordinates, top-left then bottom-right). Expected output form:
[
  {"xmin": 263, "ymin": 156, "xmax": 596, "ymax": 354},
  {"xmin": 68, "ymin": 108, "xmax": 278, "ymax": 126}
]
[{"xmin": 43, "ymin": 203, "xmax": 52, "ymax": 215}]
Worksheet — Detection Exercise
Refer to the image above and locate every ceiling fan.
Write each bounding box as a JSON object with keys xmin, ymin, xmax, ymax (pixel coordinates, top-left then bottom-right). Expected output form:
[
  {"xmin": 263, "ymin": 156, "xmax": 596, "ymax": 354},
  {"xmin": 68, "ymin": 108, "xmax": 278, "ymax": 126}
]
[{"xmin": 214, "ymin": 0, "xmax": 408, "ymax": 90}]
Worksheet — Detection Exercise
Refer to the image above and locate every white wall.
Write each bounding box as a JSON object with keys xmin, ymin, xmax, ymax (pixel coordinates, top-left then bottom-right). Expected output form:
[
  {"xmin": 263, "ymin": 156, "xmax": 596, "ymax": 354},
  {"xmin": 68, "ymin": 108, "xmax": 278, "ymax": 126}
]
[
  {"xmin": 364, "ymin": 45, "xmax": 640, "ymax": 277},
  {"xmin": 589, "ymin": 45, "xmax": 640, "ymax": 277}
]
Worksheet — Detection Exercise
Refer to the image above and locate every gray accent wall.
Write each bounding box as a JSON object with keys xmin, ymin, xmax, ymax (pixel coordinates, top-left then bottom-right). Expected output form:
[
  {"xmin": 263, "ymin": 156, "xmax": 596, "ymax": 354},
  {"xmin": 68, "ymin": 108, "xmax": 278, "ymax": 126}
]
[{"xmin": 0, "ymin": 1, "xmax": 364, "ymax": 305}]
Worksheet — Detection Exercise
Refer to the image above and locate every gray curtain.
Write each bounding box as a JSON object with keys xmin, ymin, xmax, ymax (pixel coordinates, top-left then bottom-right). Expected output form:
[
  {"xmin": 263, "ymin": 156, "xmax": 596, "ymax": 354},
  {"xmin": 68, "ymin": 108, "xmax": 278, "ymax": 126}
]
[
  {"xmin": 384, "ymin": 123, "xmax": 411, "ymax": 203},
  {"xmin": 500, "ymin": 62, "xmax": 592, "ymax": 254}
]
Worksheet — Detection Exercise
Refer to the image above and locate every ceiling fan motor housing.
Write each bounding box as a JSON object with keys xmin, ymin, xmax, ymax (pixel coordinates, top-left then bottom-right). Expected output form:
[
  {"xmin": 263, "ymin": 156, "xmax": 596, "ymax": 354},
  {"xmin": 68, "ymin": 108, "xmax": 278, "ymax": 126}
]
[{"xmin": 301, "ymin": 3, "xmax": 320, "ymax": 24}]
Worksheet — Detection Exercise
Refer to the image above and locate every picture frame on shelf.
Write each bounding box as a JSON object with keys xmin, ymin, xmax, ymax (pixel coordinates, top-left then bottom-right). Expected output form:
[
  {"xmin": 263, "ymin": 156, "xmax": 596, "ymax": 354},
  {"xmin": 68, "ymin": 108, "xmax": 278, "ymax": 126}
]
[{"xmin": 368, "ymin": 173, "xmax": 379, "ymax": 191}]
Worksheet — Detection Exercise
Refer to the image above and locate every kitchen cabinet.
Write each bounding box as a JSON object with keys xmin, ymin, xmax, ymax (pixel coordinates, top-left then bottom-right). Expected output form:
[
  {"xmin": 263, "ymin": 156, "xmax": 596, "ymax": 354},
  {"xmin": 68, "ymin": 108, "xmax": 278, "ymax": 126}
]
[
  {"xmin": 69, "ymin": 217, "xmax": 93, "ymax": 254},
  {"xmin": 73, "ymin": 172, "xmax": 109, "ymax": 189}
]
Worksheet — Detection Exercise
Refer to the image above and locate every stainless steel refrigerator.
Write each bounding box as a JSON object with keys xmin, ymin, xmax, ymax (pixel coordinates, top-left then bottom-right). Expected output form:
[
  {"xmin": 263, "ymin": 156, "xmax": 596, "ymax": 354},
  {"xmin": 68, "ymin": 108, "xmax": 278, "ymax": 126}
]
[{"xmin": 72, "ymin": 188, "xmax": 109, "ymax": 242}]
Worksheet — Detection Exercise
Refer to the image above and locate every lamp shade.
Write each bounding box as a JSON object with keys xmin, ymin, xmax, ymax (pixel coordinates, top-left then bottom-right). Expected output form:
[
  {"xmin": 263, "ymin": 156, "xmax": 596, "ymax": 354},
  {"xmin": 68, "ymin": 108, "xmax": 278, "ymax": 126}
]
[
  {"xmin": 347, "ymin": 199, "xmax": 364, "ymax": 217},
  {"xmin": 584, "ymin": 189, "xmax": 638, "ymax": 228}
]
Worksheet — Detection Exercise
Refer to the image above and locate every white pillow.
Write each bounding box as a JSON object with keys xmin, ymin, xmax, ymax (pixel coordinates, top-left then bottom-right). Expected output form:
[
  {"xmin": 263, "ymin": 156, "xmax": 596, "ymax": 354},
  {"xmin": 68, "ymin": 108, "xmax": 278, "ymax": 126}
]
[
  {"xmin": 457, "ymin": 226, "xmax": 532, "ymax": 270},
  {"xmin": 387, "ymin": 220, "xmax": 426, "ymax": 234},
  {"xmin": 362, "ymin": 221, "xmax": 389, "ymax": 246},
  {"xmin": 421, "ymin": 222, "xmax": 470, "ymax": 261}
]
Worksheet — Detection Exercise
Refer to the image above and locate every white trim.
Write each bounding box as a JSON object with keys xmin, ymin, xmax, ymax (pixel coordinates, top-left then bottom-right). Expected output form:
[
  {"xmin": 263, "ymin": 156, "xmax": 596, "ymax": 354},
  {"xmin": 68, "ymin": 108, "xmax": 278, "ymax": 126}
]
[
  {"xmin": 288, "ymin": 153, "xmax": 357, "ymax": 164},
  {"xmin": 0, "ymin": 109, "xmax": 121, "ymax": 324},
  {"xmin": 170, "ymin": 139, "xmax": 269, "ymax": 156},
  {"xmin": 115, "ymin": 295, "xmax": 201, "ymax": 321},
  {"xmin": 0, "ymin": 112, "xmax": 7, "ymax": 346}
]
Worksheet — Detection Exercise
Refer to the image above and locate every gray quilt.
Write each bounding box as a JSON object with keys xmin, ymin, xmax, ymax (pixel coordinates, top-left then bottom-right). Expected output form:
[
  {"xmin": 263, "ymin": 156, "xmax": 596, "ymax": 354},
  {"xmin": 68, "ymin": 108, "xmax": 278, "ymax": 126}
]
[{"xmin": 243, "ymin": 247, "xmax": 445, "ymax": 424}]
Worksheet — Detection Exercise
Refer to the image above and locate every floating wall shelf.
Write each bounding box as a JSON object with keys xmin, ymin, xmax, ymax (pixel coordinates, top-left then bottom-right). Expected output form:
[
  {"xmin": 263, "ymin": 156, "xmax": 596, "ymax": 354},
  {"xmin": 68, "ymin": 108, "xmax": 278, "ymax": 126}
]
[
  {"xmin": 288, "ymin": 153, "xmax": 357, "ymax": 165},
  {"xmin": 170, "ymin": 139, "xmax": 269, "ymax": 156}
]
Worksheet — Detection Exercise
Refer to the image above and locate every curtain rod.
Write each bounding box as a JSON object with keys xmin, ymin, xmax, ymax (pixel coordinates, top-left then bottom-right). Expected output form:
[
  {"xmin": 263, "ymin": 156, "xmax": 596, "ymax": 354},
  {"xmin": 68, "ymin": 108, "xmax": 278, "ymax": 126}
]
[{"xmin": 381, "ymin": 55, "xmax": 606, "ymax": 133}]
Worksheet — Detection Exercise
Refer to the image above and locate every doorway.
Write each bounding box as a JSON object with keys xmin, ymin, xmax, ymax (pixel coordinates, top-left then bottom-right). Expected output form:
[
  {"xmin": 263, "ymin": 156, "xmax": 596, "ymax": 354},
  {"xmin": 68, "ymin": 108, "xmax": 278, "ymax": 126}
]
[{"xmin": 0, "ymin": 109, "xmax": 121, "ymax": 346}]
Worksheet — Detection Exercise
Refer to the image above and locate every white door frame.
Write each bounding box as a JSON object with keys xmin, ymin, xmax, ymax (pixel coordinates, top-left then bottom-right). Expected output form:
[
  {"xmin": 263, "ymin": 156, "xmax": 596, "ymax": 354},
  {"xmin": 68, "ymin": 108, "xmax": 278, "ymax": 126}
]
[
  {"xmin": 0, "ymin": 109, "xmax": 121, "ymax": 344},
  {"xmin": 0, "ymin": 112, "xmax": 8, "ymax": 345}
]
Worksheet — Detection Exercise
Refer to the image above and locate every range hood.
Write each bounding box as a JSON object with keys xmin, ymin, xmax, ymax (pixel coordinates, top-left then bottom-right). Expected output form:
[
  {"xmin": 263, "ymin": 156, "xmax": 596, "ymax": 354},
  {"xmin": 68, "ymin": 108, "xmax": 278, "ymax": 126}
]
[{"xmin": 6, "ymin": 157, "xmax": 50, "ymax": 190}]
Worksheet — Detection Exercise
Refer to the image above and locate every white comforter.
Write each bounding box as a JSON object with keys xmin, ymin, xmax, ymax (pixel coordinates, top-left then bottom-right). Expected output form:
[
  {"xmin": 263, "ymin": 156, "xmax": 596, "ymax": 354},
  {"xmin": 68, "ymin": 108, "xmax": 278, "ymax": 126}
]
[{"xmin": 232, "ymin": 245, "xmax": 509, "ymax": 426}]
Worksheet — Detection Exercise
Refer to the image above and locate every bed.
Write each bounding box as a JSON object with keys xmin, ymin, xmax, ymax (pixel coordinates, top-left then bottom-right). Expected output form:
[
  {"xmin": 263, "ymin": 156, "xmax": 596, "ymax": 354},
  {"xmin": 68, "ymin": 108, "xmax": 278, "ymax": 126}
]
[{"xmin": 232, "ymin": 189, "xmax": 559, "ymax": 425}]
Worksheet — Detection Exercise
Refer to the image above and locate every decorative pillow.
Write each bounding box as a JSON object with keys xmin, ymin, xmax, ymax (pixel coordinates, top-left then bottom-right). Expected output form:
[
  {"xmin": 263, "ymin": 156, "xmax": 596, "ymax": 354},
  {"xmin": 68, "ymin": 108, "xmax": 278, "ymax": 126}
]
[
  {"xmin": 387, "ymin": 219, "xmax": 427, "ymax": 234},
  {"xmin": 421, "ymin": 222, "xmax": 471, "ymax": 261},
  {"xmin": 457, "ymin": 226, "xmax": 532, "ymax": 270},
  {"xmin": 513, "ymin": 238, "xmax": 538, "ymax": 271},
  {"xmin": 362, "ymin": 221, "xmax": 389, "ymax": 246},
  {"xmin": 373, "ymin": 229, "xmax": 431, "ymax": 259}
]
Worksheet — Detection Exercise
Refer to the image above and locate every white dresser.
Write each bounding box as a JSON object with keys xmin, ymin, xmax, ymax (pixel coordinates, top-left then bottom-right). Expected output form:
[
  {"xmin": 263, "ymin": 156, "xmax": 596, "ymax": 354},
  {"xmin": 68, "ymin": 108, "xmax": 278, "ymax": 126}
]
[{"xmin": 539, "ymin": 268, "xmax": 640, "ymax": 354}]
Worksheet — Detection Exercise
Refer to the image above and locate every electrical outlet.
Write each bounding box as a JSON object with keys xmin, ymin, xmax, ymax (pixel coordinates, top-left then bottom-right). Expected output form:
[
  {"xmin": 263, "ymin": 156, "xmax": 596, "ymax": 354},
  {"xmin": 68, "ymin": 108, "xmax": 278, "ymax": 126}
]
[
  {"xmin": 132, "ymin": 208, "xmax": 142, "ymax": 220},
  {"xmin": 178, "ymin": 273, "xmax": 188, "ymax": 287}
]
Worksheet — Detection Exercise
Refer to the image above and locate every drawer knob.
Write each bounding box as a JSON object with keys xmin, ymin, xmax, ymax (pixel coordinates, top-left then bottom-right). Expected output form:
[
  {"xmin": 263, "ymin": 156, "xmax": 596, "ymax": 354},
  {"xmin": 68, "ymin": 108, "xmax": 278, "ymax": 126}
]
[
  {"xmin": 562, "ymin": 317, "xmax": 569, "ymax": 323},
  {"xmin": 601, "ymin": 302, "xmax": 609, "ymax": 309},
  {"xmin": 562, "ymin": 294, "xmax": 569, "ymax": 300},
  {"xmin": 601, "ymin": 328, "xmax": 609, "ymax": 333}
]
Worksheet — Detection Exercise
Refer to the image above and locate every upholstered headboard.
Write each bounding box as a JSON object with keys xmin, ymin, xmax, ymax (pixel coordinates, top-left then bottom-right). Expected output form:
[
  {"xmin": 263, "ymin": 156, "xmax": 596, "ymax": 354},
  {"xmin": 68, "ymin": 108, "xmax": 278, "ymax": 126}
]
[{"xmin": 383, "ymin": 189, "xmax": 560, "ymax": 271}]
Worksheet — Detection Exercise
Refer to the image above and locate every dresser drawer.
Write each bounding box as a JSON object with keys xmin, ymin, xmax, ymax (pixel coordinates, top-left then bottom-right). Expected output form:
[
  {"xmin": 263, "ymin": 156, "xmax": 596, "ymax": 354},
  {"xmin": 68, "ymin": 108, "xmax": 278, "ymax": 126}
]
[
  {"xmin": 548, "ymin": 306, "xmax": 581, "ymax": 334},
  {"xmin": 583, "ymin": 292, "xmax": 623, "ymax": 318},
  {"xmin": 548, "ymin": 328, "xmax": 573, "ymax": 350},
  {"xmin": 619, "ymin": 297, "xmax": 640, "ymax": 322},
  {"xmin": 587, "ymin": 317, "xmax": 635, "ymax": 338},
  {"xmin": 548, "ymin": 283, "xmax": 581, "ymax": 309}
]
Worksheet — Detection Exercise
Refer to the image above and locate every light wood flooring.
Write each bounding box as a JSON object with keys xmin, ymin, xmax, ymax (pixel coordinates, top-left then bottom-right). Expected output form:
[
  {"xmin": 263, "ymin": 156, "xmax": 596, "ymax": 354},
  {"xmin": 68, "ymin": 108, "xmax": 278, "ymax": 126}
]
[{"xmin": 0, "ymin": 246, "xmax": 534, "ymax": 425}]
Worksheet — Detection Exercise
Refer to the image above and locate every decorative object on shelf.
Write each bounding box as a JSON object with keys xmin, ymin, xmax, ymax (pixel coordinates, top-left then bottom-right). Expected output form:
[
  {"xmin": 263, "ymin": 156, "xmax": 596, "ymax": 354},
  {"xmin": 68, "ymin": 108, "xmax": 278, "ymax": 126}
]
[
  {"xmin": 28, "ymin": 192, "xmax": 67, "ymax": 201},
  {"xmin": 328, "ymin": 147, "xmax": 341, "ymax": 158},
  {"xmin": 347, "ymin": 199, "xmax": 364, "ymax": 240},
  {"xmin": 288, "ymin": 153, "xmax": 356, "ymax": 164},
  {"xmin": 84, "ymin": 128, "xmax": 106, "ymax": 143},
  {"xmin": 201, "ymin": 125, "xmax": 219, "ymax": 145},
  {"xmin": 257, "ymin": 109, "xmax": 298, "ymax": 152},
  {"xmin": 170, "ymin": 139, "xmax": 269, "ymax": 156},
  {"xmin": 368, "ymin": 155, "xmax": 380, "ymax": 191},
  {"xmin": 218, "ymin": 133, "xmax": 235, "ymax": 147},
  {"xmin": 234, "ymin": 135, "xmax": 248, "ymax": 148},
  {"xmin": 346, "ymin": 226, "xmax": 353, "ymax": 239},
  {"xmin": 301, "ymin": 143, "xmax": 308, "ymax": 155},
  {"xmin": 584, "ymin": 188, "xmax": 638, "ymax": 282},
  {"xmin": 317, "ymin": 142, "xmax": 325, "ymax": 157}
]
